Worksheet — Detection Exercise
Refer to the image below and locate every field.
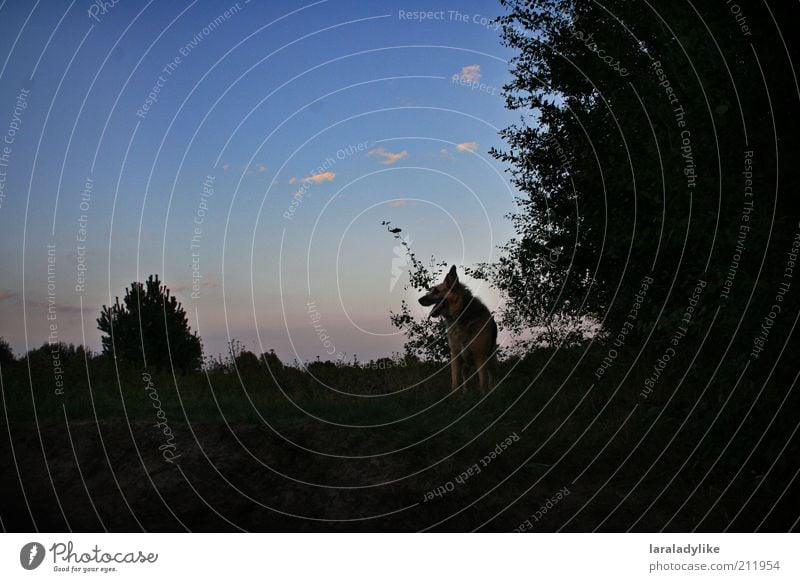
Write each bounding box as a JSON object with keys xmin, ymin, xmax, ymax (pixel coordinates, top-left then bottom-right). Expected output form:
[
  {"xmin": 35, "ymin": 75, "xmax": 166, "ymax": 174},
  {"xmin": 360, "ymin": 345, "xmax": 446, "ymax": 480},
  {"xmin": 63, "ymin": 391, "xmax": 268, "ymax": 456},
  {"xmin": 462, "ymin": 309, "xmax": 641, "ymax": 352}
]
[{"xmin": 2, "ymin": 343, "xmax": 796, "ymax": 532}]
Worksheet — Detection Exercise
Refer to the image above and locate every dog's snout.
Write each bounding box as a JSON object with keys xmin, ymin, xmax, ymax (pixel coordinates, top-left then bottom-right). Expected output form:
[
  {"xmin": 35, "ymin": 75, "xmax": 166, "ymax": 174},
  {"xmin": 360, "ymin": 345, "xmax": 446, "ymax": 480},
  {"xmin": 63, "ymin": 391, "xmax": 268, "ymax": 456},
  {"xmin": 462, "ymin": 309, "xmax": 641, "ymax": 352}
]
[{"xmin": 419, "ymin": 290, "xmax": 442, "ymax": 306}]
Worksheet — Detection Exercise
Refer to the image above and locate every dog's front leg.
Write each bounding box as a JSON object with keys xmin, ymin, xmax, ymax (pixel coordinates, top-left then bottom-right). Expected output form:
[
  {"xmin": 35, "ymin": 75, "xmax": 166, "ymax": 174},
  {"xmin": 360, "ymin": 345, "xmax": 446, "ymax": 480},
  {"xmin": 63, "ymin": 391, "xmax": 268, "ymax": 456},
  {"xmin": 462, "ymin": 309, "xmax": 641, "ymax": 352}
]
[
  {"xmin": 447, "ymin": 332, "xmax": 464, "ymax": 390},
  {"xmin": 474, "ymin": 353, "xmax": 490, "ymax": 392},
  {"xmin": 450, "ymin": 356, "xmax": 463, "ymax": 390},
  {"xmin": 477, "ymin": 361, "xmax": 490, "ymax": 392}
]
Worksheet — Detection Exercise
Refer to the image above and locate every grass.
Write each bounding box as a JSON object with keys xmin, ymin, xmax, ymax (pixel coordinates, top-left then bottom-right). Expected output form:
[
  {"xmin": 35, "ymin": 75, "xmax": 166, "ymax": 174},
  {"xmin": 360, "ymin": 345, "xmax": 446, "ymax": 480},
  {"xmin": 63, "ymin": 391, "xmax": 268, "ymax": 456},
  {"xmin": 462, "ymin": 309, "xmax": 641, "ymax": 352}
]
[{"xmin": 1, "ymin": 341, "xmax": 797, "ymax": 531}]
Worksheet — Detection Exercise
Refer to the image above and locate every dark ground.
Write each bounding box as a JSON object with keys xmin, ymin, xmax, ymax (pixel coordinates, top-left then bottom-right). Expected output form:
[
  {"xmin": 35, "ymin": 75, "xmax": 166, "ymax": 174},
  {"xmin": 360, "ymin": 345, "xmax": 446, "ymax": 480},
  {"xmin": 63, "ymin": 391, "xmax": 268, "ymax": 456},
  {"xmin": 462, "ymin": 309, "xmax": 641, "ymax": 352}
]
[{"xmin": 2, "ymin": 348, "xmax": 798, "ymax": 532}]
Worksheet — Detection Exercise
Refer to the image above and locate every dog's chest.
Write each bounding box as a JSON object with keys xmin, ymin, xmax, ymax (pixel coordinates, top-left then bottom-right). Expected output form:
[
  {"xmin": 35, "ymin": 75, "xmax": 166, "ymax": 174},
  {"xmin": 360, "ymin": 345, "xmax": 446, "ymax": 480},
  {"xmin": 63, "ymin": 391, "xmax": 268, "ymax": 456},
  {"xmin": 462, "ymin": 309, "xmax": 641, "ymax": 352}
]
[{"xmin": 447, "ymin": 321, "xmax": 473, "ymax": 350}]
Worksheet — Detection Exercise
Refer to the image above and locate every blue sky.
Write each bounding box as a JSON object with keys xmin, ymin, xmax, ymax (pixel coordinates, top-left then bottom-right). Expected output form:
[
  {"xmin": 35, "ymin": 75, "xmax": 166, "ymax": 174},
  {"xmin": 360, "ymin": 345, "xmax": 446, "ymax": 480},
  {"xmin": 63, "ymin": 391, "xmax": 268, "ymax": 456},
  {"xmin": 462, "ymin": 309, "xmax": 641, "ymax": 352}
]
[{"xmin": 0, "ymin": 0, "xmax": 521, "ymax": 362}]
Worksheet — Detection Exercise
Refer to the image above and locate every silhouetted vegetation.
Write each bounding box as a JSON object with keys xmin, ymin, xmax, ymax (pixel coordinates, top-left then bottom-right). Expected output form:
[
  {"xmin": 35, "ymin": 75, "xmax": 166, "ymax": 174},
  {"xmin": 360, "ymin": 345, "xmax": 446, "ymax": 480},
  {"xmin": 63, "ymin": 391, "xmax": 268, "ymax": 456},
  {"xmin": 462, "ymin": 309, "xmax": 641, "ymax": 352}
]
[
  {"xmin": 386, "ymin": 222, "xmax": 450, "ymax": 361},
  {"xmin": 97, "ymin": 274, "xmax": 202, "ymax": 373},
  {"xmin": 490, "ymin": 0, "xmax": 798, "ymax": 345},
  {"xmin": 0, "ymin": 336, "xmax": 14, "ymax": 367},
  {"xmin": 1, "ymin": 0, "xmax": 797, "ymax": 533}
]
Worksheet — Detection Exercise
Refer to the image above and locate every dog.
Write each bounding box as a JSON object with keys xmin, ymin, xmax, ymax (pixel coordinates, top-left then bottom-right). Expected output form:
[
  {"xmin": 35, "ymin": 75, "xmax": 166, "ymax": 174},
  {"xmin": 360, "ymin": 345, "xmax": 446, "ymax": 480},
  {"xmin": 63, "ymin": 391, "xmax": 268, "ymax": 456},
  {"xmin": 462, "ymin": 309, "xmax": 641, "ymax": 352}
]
[{"xmin": 418, "ymin": 265, "xmax": 498, "ymax": 392}]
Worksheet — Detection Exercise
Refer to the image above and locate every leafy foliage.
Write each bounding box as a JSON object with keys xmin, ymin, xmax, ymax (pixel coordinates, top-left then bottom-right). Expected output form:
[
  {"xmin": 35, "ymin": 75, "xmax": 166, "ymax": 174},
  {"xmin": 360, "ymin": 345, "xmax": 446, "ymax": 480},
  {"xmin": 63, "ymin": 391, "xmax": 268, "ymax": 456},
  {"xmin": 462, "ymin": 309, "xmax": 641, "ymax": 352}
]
[
  {"xmin": 492, "ymin": 0, "xmax": 799, "ymax": 345},
  {"xmin": 467, "ymin": 253, "xmax": 597, "ymax": 352},
  {"xmin": 384, "ymin": 223, "xmax": 450, "ymax": 362},
  {"xmin": 0, "ymin": 336, "xmax": 14, "ymax": 366},
  {"xmin": 97, "ymin": 275, "xmax": 202, "ymax": 373}
]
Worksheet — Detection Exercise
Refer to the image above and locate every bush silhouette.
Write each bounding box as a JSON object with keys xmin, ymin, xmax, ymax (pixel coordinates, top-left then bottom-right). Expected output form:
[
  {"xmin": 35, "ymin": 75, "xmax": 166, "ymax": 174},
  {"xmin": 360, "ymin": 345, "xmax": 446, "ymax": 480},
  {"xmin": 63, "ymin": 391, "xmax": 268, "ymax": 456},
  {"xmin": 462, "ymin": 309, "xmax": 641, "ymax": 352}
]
[
  {"xmin": 0, "ymin": 336, "xmax": 15, "ymax": 366},
  {"xmin": 383, "ymin": 222, "xmax": 449, "ymax": 362},
  {"xmin": 97, "ymin": 275, "xmax": 202, "ymax": 373}
]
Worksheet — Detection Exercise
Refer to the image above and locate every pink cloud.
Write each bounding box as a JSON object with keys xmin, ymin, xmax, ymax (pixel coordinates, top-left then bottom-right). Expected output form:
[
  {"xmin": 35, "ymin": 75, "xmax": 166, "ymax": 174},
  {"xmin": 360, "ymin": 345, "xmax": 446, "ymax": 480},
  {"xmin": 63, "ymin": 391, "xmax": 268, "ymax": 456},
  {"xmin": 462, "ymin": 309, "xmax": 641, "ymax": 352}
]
[
  {"xmin": 301, "ymin": 171, "xmax": 336, "ymax": 183},
  {"xmin": 0, "ymin": 290, "xmax": 16, "ymax": 302},
  {"xmin": 369, "ymin": 147, "xmax": 408, "ymax": 165},
  {"xmin": 456, "ymin": 64, "xmax": 482, "ymax": 82},
  {"xmin": 27, "ymin": 301, "xmax": 93, "ymax": 316},
  {"xmin": 456, "ymin": 141, "xmax": 478, "ymax": 153}
]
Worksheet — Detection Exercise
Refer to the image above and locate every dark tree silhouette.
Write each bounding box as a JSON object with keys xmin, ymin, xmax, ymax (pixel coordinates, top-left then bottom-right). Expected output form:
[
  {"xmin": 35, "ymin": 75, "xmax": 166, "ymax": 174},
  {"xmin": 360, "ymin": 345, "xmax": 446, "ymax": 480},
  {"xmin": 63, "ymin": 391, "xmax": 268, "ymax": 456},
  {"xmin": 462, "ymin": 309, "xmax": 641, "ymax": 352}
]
[
  {"xmin": 97, "ymin": 275, "xmax": 202, "ymax": 373},
  {"xmin": 260, "ymin": 349, "xmax": 283, "ymax": 371},
  {"xmin": 491, "ymin": 0, "xmax": 799, "ymax": 346},
  {"xmin": 0, "ymin": 336, "xmax": 14, "ymax": 366}
]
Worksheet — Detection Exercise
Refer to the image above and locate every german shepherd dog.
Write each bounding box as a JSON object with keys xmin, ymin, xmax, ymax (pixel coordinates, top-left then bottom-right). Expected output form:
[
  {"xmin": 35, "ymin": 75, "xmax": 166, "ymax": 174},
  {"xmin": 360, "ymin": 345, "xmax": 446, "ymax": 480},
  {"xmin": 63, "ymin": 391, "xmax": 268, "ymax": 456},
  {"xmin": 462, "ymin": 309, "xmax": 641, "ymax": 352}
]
[{"xmin": 419, "ymin": 266, "xmax": 498, "ymax": 392}]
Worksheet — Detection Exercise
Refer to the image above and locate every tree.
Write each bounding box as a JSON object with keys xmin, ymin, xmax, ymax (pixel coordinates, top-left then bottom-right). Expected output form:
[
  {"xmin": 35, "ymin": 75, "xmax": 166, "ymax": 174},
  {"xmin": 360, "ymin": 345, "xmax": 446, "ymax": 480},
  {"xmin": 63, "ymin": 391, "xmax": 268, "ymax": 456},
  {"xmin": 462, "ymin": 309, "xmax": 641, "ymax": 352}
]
[
  {"xmin": 385, "ymin": 223, "xmax": 450, "ymax": 362},
  {"xmin": 0, "ymin": 337, "xmax": 14, "ymax": 367},
  {"xmin": 97, "ymin": 275, "xmax": 202, "ymax": 373},
  {"xmin": 491, "ymin": 0, "xmax": 799, "ymax": 341},
  {"xmin": 260, "ymin": 349, "xmax": 283, "ymax": 372},
  {"xmin": 468, "ymin": 244, "xmax": 596, "ymax": 352}
]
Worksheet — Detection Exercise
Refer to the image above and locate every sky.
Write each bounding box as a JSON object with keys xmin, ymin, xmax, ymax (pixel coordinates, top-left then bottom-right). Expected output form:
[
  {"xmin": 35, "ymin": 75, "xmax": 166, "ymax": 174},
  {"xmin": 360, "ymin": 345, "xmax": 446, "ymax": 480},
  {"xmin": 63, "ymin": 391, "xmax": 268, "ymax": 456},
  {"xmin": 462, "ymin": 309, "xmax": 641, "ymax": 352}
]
[{"xmin": 0, "ymin": 0, "xmax": 521, "ymax": 363}]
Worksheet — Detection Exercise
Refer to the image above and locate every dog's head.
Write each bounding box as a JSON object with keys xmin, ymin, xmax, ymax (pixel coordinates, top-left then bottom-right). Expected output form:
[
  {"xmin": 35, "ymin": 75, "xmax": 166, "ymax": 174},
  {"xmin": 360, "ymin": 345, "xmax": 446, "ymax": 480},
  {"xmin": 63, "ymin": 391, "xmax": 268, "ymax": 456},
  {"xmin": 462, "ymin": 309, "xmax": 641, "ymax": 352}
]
[{"xmin": 418, "ymin": 265, "xmax": 459, "ymax": 318}]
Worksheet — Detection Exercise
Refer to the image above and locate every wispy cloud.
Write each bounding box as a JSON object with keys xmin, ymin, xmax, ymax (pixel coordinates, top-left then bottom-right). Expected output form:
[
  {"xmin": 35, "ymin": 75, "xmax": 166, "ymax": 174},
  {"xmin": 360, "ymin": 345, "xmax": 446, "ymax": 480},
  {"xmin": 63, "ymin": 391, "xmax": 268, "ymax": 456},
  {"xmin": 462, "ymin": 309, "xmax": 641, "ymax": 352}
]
[
  {"xmin": 388, "ymin": 200, "xmax": 408, "ymax": 208},
  {"xmin": 59, "ymin": 304, "xmax": 95, "ymax": 316},
  {"xmin": 222, "ymin": 163, "xmax": 267, "ymax": 174},
  {"xmin": 440, "ymin": 148, "xmax": 455, "ymax": 160},
  {"xmin": 301, "ymin": 171, "xmax": 336, "ymax": 183},
  {"xmin": 369, "ymin": 147, "xmax": 408, "ymax": 165},
  {"xmin": 0, "ymin": 290, "xmax": 17, "ymax": 302},
  {"xmin": 289, "ymin": 177, "xmax": 297, "ymax": 184},
  {"xmin": 28, "ymin": 301, "xmax": 92, "ymax": 316},
  {"xmin": 456, "ymin": 141, "xmax": 478, "ymax": 153},
  {"xmin": 456, "ymin": 64, "xmax": 482, "ymax": 82}
]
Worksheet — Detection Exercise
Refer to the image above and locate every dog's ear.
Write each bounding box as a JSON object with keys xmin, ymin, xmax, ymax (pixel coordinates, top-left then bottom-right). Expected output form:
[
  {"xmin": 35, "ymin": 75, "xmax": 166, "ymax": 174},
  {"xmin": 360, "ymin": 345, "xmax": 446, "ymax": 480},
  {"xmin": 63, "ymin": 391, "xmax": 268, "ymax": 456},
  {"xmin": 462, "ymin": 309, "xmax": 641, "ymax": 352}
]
[{"xmin": 445, "ymin": 265, "xmax": 458, "ymax": 287}]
